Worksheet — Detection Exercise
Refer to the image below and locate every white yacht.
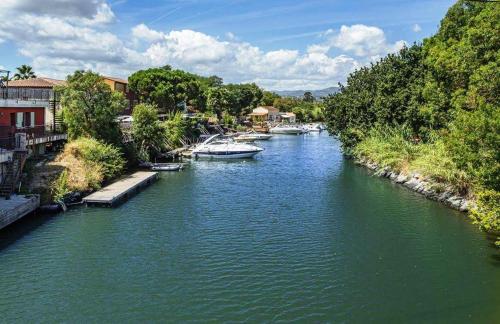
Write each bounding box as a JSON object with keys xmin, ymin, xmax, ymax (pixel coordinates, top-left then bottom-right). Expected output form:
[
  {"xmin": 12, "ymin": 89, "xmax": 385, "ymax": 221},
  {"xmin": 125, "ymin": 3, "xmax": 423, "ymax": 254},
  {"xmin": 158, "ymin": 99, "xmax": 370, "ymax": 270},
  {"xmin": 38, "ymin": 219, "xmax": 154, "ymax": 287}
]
[
  {"xmin": 234, "ymin": 131, "xmax": 273, "ymax": 142},
  {"xmin": 192, "ymin": 135, "xmax": 264, "ymax": 159},
  {"xmin": 304, "ymin": 123, "xmax": 322, "ymax": 132},
  {"xmin": 269, "ymin": 124, "xmax": 304, "ymax": 135}
]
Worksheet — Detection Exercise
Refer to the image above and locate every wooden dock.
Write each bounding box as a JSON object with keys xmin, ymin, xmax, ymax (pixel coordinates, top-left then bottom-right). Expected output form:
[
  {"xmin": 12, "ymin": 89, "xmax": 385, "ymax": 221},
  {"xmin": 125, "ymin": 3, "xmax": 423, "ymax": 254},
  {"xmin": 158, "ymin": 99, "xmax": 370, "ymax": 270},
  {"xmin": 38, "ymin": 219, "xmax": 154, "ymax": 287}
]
[
  {"xmin": 0, "ymin": 195, "xmax": 40, "ymax": 230},
  {"xmin": 83, "ymin": 171, "xmax": 158, "ymax": 207}
]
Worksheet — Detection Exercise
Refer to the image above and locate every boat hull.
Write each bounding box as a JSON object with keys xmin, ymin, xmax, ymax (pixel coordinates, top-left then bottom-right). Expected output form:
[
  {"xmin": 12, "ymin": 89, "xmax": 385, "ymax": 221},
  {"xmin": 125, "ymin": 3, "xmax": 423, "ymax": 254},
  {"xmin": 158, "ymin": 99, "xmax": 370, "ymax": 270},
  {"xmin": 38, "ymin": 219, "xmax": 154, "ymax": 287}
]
[
  {"xmin": 269, "ymin": 128, "xmax": 303, "ymax": 135},
  {"xmin": 194, "ymin": 150, "xmax": 262, "ymax": 159},
  {"xmin": 235, "ymin": 135, "xmax": 273, "ymax": 142}
]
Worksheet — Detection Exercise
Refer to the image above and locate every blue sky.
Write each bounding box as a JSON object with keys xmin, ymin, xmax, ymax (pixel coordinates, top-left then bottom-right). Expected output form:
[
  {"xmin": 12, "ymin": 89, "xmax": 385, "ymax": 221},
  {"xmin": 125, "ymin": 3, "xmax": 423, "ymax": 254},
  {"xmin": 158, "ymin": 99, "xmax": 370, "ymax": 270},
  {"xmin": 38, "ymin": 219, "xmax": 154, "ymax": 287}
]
[{"xmin": 0, "ymin": 0, "xmax": 455, "ymax": 90}]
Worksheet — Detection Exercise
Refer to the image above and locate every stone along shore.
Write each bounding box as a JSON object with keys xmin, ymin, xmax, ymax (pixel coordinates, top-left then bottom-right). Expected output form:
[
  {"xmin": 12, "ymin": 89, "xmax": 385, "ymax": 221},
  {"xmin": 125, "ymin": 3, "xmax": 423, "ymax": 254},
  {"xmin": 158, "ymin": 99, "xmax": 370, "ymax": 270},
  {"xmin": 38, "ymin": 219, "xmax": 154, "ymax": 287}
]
[{"xmin": 357, "ymin": 158, "xmax": 470, "ymax": 212}]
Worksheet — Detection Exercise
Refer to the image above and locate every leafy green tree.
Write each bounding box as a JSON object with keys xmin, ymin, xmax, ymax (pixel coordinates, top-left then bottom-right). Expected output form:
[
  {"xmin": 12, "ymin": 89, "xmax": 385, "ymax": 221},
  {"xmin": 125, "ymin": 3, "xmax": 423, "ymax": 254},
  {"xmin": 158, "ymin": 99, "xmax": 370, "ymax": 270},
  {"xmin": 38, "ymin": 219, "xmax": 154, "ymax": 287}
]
[
  {"xmin": 273, "ymin": 97, "xmax": 301, "ymax": 112},
  {"xmin": 13, "ymin": 65, "xmax": 36, "ymax": 80},
  {"xmin": 303, "ymin": 91, "xmax": 315, "ymax": 102},
  {"xmin": 206, "ymin": 87, "xmax": 231, "ymax": 118},
  {"xmin": 446, "ymin": 104, "xmax": 500, "ymax": 190},
  {"xmin": 324, "ymin": 44, "xmax": 427, "ymax": 149},
  {"xmin": 323, "ymin": 0, "xmax": 499, "ymax": 240},
  {"xmin": 128, "ymin": 67, "xmax": 203, "ymax": 112},
  {"xmin": 223, "ymin": 83, "xmax": 263, "ymax": 116},
  {"xmin": 163, "ymin": 112, "xmax": 189, "ymax": 149},
  {"xmin": 132, "ymin": 103, "xmax": 165, "ymax": 162},
  {"xmin": 58, "ymin": 71, "xmax": 125, "ymax": 144},
  {"xmin": 261, "ymin": 91, "xmax": 281, "ymax": 106}
]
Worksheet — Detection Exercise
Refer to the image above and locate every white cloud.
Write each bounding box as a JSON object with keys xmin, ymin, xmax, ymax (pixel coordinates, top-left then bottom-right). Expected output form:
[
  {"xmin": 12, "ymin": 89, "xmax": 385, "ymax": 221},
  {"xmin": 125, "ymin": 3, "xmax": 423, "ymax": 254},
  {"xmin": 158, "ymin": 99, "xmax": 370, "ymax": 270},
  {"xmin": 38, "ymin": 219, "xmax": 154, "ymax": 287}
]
[
  {"xmin": 132, "ymin": 24, "xmax": 165, "ymax": 43},
  {"xmin": 413, "ymin": 24, "xmax": 422, "ymax": 33},
  {"xmin": 225, "ymin": 32, "xmax": 237, "ymax": 41},
  {"xmin": 0, "ymin": 2, "xmax": 405, "ymax": 90},
  {"xmin": 329, "ymin": 24, "xmax": 405, "ymax": 57}
]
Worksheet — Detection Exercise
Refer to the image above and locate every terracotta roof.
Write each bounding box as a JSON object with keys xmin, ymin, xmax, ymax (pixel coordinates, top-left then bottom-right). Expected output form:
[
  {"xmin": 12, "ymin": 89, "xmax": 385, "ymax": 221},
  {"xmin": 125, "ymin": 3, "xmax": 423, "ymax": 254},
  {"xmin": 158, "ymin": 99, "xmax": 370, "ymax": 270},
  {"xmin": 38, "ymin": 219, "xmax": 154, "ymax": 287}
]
[
  {"xmin": 8, "ymin": 77, "xmax": 66, "ymax": 88},
  {"xmin": 102, "ymin": 76, "xmax": 128, "ymax": 84}
]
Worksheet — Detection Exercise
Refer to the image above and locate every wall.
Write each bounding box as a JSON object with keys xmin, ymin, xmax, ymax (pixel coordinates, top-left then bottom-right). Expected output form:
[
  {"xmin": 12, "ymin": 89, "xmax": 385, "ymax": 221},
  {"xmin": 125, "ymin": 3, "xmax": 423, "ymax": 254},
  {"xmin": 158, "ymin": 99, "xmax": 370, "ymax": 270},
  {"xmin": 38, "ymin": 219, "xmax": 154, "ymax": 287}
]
[{"xmin": 0, "ymin": 107, "xmax": 45, "ymax": 126}]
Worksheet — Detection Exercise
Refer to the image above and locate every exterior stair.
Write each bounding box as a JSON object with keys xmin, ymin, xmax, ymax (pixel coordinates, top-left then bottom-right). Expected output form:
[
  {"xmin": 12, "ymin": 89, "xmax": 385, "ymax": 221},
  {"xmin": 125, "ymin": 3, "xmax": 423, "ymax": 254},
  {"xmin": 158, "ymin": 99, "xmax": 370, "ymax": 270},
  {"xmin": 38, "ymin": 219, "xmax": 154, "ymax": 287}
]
[{"xmin": 0, "ymin": 150, "xmax": 27, "ymax": 199}]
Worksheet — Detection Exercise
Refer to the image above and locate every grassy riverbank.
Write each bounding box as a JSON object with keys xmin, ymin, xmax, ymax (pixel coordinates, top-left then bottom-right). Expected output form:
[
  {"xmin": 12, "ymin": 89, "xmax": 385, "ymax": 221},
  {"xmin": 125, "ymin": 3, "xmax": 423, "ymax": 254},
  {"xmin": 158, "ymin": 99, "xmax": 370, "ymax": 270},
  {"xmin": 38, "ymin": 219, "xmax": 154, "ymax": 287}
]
[{"xmin": 325, "ymin": 0, "xmax": 499, "ymax": 244}]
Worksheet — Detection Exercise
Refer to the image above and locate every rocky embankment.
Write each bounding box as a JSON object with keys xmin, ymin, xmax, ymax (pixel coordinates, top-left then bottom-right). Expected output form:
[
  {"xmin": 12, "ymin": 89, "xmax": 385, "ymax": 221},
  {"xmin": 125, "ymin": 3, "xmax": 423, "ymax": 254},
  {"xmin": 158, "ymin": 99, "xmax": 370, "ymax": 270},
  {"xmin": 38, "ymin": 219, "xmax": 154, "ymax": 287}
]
[{"xmin": 357, "ymin": 158, "xmax": 470, "ymax": 212}]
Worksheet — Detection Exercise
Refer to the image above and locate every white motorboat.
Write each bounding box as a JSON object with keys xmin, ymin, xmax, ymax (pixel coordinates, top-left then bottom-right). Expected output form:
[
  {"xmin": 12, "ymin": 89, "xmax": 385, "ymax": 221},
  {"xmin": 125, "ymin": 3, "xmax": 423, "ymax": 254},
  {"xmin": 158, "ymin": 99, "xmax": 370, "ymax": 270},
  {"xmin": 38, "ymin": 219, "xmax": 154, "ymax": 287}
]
[
  {"xmin": 192, "ymin": 135, "xmax": 264, "ymax": 159},
  {"xmin": 269, "ymin": 124, "xmax": 305, "ymax": 135},
  {"xmin": 304, "ymin": 123, "xmax": 322, "ymax": 132},
  {"xmin": 234, "ymin": 131, "xmax": 273, "ymax": 142}
]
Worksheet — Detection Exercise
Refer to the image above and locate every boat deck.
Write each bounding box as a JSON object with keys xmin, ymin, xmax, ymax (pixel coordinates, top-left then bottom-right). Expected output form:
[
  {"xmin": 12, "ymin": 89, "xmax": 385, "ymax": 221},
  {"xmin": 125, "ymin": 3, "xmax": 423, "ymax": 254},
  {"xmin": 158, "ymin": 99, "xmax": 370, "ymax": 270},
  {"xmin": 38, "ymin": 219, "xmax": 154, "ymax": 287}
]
[{"xmin": 83, "ymin": 171, "xmax": 158, "ymax": 207}]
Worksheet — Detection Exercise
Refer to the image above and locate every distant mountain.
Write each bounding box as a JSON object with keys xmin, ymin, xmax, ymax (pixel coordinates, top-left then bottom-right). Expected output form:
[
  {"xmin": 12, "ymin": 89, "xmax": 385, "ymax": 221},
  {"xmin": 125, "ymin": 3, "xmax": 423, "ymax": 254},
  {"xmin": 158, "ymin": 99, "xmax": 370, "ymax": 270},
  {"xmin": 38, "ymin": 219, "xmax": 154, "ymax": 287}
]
[{"xmin": 274, "ymin": 87, "xmax": 339, "ymax": 99}]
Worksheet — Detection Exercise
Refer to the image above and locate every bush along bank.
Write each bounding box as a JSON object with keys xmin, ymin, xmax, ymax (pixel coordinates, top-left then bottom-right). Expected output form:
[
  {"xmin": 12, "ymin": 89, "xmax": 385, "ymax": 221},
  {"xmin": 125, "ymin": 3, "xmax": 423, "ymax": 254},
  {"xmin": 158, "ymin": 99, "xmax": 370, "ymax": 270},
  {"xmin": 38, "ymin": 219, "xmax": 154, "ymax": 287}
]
[
  {"xmin": 324, "ymin": 1, "xmax": 499, "ymax": 246},
  {"xmin": 50, "ymin": 137, "xmax": 126, "ymax": 205}
]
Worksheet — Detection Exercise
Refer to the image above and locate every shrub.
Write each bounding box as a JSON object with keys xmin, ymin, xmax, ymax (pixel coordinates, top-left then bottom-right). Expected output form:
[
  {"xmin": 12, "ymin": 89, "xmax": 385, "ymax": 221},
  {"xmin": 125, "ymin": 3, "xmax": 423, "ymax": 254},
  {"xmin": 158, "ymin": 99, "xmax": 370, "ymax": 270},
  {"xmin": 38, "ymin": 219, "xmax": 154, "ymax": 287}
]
[
  {"xmin": 132, "ymin": 103, "xmax": 165, "ymax": 162},
  {"xmin": 353, "ymin": 126, "xmax": 420, "ymax": 172},
  {"xmin": 163, "ymin": 112, "xmax": 189, "ymax": 149},
  {"xmin": 410, "ymin": 140, "xmax": 470, "ymax": 193},
  {"xmin": 54, "ymin": 138, "xmax": 125, "ymax": 192},
  {"xmin": 51, "ymin": 170, "xmax": 70, "ymax": 202},
  {"xmin": 470, "ymin": 190, "xmax": 500, "ymax": 246}
]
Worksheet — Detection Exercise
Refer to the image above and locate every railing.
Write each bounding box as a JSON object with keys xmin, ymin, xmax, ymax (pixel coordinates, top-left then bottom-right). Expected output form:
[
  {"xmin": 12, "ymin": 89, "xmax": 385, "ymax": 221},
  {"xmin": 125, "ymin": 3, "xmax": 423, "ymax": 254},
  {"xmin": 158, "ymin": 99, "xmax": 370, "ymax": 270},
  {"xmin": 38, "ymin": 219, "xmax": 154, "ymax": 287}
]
[
  {"xmin": 0, "ymin": 88, "xmax": 57, "ymax": 101},
  {"xmin": 0, "ymin": 125, "xmax": 65, "ymax": 150}
]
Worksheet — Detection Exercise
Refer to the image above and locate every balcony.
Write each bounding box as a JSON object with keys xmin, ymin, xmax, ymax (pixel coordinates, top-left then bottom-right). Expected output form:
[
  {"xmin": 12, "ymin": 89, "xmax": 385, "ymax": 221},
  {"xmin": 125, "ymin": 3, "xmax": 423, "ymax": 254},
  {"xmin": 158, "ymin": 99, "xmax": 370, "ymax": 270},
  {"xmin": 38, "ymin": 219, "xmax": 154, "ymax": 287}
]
[
  {"xmin": 0, "ymin": 88, "xmax": 56, "ymax": 101},
  {"xmin": 0, "ymin": 125, "xmax": 67, "ymax": 150}
]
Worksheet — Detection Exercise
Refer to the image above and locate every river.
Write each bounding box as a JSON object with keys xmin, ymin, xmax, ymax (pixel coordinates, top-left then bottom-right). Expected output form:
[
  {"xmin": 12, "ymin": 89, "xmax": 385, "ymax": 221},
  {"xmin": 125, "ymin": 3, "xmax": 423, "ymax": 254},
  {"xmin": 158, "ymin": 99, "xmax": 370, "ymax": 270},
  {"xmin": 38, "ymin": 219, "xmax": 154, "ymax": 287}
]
[{"xmin": 0, "ymin": 133, "xmax": 499, "ymax": 322}]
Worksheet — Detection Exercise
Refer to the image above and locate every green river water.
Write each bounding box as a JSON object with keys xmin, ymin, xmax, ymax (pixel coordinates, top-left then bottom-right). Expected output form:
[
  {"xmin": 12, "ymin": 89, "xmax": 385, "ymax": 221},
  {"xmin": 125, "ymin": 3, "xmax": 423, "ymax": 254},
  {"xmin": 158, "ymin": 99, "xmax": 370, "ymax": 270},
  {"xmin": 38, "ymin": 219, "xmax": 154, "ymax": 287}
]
[{"xmin": 0, "ymin": 133, "xmax": 499, "ymax": 322}]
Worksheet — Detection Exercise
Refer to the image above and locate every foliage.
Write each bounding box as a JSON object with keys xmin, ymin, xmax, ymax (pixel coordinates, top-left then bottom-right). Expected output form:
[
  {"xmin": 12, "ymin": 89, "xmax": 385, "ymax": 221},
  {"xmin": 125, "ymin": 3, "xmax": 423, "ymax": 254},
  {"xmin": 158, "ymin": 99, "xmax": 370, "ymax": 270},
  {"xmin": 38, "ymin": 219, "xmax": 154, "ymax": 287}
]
[
  {"xmin": 58, "ymin": 70, "xmax": 125, "ymax": 144},
  {"xmin": 273, "ymin": 96, "xmax": 324, "ymax": 122},
  {"xmin": 324, "ymin": 1, "xmax": 499, "ymax": 241},
  {"xmin": 51, "ymin": 170, "xmax": 71, "ymax": 202},
  {"xmin": 223, "ymin": 83, "xmax": 263, "ymax": 116},
  {"xmin": 221, "ymin": 111, "xmax": 236, "ymax": 127},
  {"xmin": 470, "ymin": 190, "xmax": 500, "ymax": 246},
  {"xmin": 446, "ymin": 104, "xmax": 500, "ymax": 191},
  {"xmin": 128, "ymin": 66, "xmax": 204, "ymax": 112},
  {"xmin": 324, "ymin": 44, "xmax": 426, "ymax": 147},
  {"xmin": 129, "ymin": 66, "xmax": 263, "ymax": 118},
  {"xmin": 132, "ymin": 103, "xmax": 166, "ymax": 162},
  {"xmin": 261, "ymin": 91, "xmax": 281, "ymax": 106},
  {"xmin": 206, "ymin": 87, "xmax": 231, "ymax": 117},
  {"xmin": 13, "ymin": 64, "xmax": 36, "ymax": 80},
  {"xmin": 303, "ymin": 91, "xmax": 315, "ymax": 102},
  {"xmin": 53, "ymin": 138, "xmax": 125, "ymax": 193},
  {"xmin": 162, "ymin": 112, "xmax": 189, "ymax": 149},
  {"xmin": 409, "ymin": 139, "xmax": 469, "ymax": 192},
  {"xmin": 354, "ymin": 127, "xmax": 421, "ymax": 172}
]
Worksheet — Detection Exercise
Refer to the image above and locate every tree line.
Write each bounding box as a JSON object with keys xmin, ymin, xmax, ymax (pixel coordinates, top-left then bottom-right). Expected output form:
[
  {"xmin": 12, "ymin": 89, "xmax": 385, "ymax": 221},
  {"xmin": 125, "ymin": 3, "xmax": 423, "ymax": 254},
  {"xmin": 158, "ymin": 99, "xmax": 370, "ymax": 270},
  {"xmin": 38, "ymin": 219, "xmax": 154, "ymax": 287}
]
[{"xmin": 324, "ymin": 0, "xmax": 499, "ymax": 243}]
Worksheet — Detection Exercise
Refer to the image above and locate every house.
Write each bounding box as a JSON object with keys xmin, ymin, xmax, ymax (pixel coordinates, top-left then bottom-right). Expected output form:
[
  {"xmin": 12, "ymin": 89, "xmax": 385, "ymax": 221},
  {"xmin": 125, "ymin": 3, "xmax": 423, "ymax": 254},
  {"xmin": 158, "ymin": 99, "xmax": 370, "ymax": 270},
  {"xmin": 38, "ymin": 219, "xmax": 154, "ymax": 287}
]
[
  {"xmin": 0, "ymin": 77, "xmax": 68, "ymax": 198},
  {"xmin": 248, "ymin": 106, "xmax": 280, "ymax": 122},
  {"xmin": 4, "ymin": 77, "xmax": 66, "ymax": 133},
  {"xmin": 102, "ymin": 76, "xmax": 137, "ymax": 115},
  {"xmin": 280, "ymin": 112, "xmax": 296, "ymax": 123}
]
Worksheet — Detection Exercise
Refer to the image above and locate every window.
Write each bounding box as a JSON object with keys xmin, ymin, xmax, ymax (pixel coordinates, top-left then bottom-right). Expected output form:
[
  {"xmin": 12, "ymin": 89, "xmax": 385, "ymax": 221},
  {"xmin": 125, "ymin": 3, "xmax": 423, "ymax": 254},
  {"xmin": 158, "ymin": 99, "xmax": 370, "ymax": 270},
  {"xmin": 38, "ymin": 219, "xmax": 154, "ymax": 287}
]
[{"xmin": 16, "ymin": 112, "xmax": 23, "ymax": 128}]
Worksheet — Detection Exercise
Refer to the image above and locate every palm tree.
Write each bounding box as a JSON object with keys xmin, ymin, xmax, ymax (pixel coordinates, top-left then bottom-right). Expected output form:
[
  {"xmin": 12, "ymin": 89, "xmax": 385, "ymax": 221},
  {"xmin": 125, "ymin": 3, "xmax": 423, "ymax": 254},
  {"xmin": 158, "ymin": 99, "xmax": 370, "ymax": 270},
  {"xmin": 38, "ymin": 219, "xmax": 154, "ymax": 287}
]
[{"xmin": 13, "ymin": 65, "xmax": 36, "ymax": 80}]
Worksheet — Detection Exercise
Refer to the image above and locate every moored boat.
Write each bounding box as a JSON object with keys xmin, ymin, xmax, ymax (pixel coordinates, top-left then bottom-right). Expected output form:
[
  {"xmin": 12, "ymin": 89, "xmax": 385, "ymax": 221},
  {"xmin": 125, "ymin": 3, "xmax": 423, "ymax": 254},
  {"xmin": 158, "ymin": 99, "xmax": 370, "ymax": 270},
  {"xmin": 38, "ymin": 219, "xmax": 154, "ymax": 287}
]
[
  {"xmin": 192, "ymin": 134, "xmax": 264, "ymax": 159},
  {"xmin": 234, "ymin": 131, "xmax": 273, "ymax": 142},
  {"xmin": 269, "ymin": 124, "xmax": 304, "ymax": 135},
  {"xmin": 151, "ymin": 163, "xmax": 183, "ymax": 171},
  {"xmin": 304, "ymin": 123, "xmax": 322, "ymax": 132}
]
